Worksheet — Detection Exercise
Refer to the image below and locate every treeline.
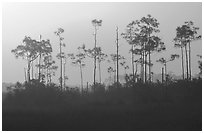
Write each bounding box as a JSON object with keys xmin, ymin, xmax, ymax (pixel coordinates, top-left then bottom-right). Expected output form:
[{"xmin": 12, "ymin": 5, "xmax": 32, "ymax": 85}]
[{"xmin": 11, "ymin": 14, "xmax": 202, "ymax": 91}]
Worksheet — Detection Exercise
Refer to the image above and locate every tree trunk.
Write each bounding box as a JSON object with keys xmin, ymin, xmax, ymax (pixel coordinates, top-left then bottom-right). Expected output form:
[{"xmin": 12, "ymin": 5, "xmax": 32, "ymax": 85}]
[
  {"xmin": 135, "ymin": 62, "xmax": 138, "ymax": 82},
  {"xmin": 38, "ymin": 35, "xmax": 42, "ymax": 81},
  {"xmin": 162, "ymin": 67, "xmax": 164, "ymax": 83},
  {"xmin": 144, "ymin": 51, "xmax": 147, "ymax": 83},
  {"xmin": 148, "ymin": 50, "xmax": 151, "ymax": 82},
  {"xmin": 93, "ymin": 26, "xmax": 97, "ymax": 89},
  {"xmin": 98, "ymin": 61, "xmax": 101, "ymax": 84},
  {"xmin": 181, "ymin": 47, "xmax": 185, "ymax": 80},
  {"xmin": 50, "ymin": 71, "xmax": 52, "ymax": 83},
  {"xmin": 142, "ymin": 51, "xmax": 145, "ymax": 82},
  {"xmin": 31, "ymin": 61, "xmax": 34, "ymax": 80},
  {"xmin": 35, "ymin": 59, "xmax": 38, "ymax": 79},
  {"xmin": 184, "ymin": 45, "xmax": 189, "ymax": 80},
  {"xmin": 60, "ymin": 41, "xmax": 63, "ymax": 90},
  {"xmin": 64, "ymin": 60, "xmax": 66, "ymax": 89},
  {"xmin": 80, "ymin": 64, "xmax": 83, "ymax": 91},
  {"xmin": 164, "ymin": 63, "xmax": 167, "ymax": 81},
  {"xmin": 114, "ymin": 61, "xmax": 116, "ymax": 83},
  {"xmin": 38, "ymin": 53, "xmax": 41, "ymax": 81},
  {"xmin": 131, "ymin": 44, "xmax": 135, "ymax": 81},
  {"xmin": 27, "ymin": 60, "xmax": 31, "ymax": 82},
  {"xmin": 188, "ymin": 42, "xmax": 191, "ymax": 80},
  {"xmin": 116, "ymin": 27, "xmax": 119, "ymax": 84}
]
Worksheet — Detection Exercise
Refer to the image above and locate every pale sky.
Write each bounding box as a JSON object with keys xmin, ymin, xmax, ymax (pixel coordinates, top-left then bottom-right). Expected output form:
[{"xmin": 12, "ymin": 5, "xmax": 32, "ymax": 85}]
[{"xmin": 2, "ymin": 2, "xmax": 202, "ymax": 86}]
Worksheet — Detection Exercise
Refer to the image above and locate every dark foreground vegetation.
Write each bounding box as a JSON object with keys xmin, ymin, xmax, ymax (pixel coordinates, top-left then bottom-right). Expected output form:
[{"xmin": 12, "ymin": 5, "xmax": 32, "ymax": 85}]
[{"xmin": 2, "ymin": 78, "xmax": 202, "ymax": 131}]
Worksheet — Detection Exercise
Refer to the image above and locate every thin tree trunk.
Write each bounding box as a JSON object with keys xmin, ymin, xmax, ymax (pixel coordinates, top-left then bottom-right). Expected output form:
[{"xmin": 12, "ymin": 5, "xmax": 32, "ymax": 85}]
[
  {"xmin": 38, "ymin": 53, "xmax": 41, "ymax": 81},
  {"xmin": 188, "ymin": 42, "xmax": 191, "ymax": 80},
  {"xmin": 181, "ymin": 47, "xmax": 185, "ymax": 80},
  {"xmin": 31, "ymin": 61, "xmax": 34, "ymax": 80},
  {"xmin": 142, "ymin": 51, "xmax": 145, "ymax": 82},
  {"xmin": 46, "ymin": 67, "xmax": 49, "ymax": 85},
  {"xmin": 148, "ymin": 50, "xmax": 151, "ymax": 82},
  {"xmin": 80, "ymin": 64, "xmax": 83, "ymax": 91},
  {"xmin": 135, "ymin": 62, "xmax": 138, "ymax": 82},
  {"xmin": 60, "ymin": 41, "xmax": 63, "ymax": 90},
  {"xmin": 35, "ymin": 58, "xmax": 38, "ymax": 79},
  {"xmin": 27, "ymin": 60, "xmax": 31, "ymax": 82},
  {"xmin": 130, "ymin": 28, "xmax": 134, "ymax": 81},
  {"xmin": 38, "ymin": 35, "xmax": 42, "ymax": 81},
  {"xmin": 93, "ymin": 26, "xmax": 97, "ymax": 87},
  {"xmin": 116, "ymin": 27, "xmax": 119, "ymax": 84},
  {"xmin": 152, "ymin": 73, "xmax": 153, "ymax": 82},
  {"xmin": 114, "ymin": 61, "xmax": 116, "ymax": 83},
  {"xmin": 184, "ymin": 45, "xmax": 189, "ymax": 80},
  {"xmin": 50, "ymin": 72, "xmax": 52, "ymax": 83},
  {"xmin": 131, "ymin": 44, "xmax": 134, "ymax": 81},
  {"xmin": 144, "ymin": 51, "xmax": 147, "ymax": 83},
  {"xmin": 140, "ymin": 54, "xmax": 143, "ymax": 82},
  {"xmin": 164, "ymin": 63, "xmax": 167, "ymax": 81},
  {"xmin": 162, "ymin": 67, "xmax": 164, "ymax": 83},
  {"xmin": 64, "ymin": 60, "xmax": 66, "ymax": 89},
  {"xmin": 99, "ymin": 61, "xmax": 101, "ymax": 84}
]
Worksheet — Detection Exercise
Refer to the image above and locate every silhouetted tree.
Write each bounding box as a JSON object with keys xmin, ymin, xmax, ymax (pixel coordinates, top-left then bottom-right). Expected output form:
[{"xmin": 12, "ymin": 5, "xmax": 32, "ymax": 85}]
[
  {"xmin": 68, "ymin": 45, "xmax": 86, "ymax": 90},
  {"xmin": 92, "ymin": 19, "xmax": 102, "ymax": 86},
  {"xmin": 174, "ymin": 42, "xmax": 185, "ymax": 80},
  {"xmin": 11, "ymin": 36, "xmax": 40, "ymax": 82},
  {"xmin": 157, "ymin": 54, "xmax": 179, "ymax": 81},
  {"xmin": 121, "ymin": 21, "xmax": 136, "ymax": 81},
  {"xmin": 54, "ymin": 28, "xmax": 65, "ymax": 90},
  {"xmin": 138, "ymin": 14, "xmax": 163, "ymax": 82},
  {"xmin": 122, "ymin": 15, "xmax": 164, "ymax": 83},
  {"xmin": 35, "ymin": 35, "xmax": 52, "ymax": 82},
  {"xmin": 183, "ymin": 21, "xmax": 201, "ymax": 80},
  {"xmin": 116, "ymin": 26, "xmax": 119, "ymax": 85},
  {"xmin": 56, "ymin": 52, "xmax": 66, "ymax": 89},
  {"xmin": 197, "ymin": 54, "xmax": 202, "ymax": 77},
  {"xmin": 120, "ymin": 59, "xmax": 129, "ymax": 76},
  {"xmin": 42, "ymin": 54, "xmax": 58, "ymax": 85},
  {"xmin": 108, "ymin": 54, "xmax": 125, "ymax": 83},
  {"xmin": 174, "ymin": 22, "xmax": 201, "ymax": 80},
  {"xmin": 95, "ymin": 47, "xmax": 107, "ymax": 83}
]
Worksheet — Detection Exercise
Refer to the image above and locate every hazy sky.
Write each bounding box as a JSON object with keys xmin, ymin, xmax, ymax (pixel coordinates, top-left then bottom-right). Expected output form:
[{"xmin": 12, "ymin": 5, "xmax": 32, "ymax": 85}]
[{"xmin": 2, "ymin": 2, "xmax": 202, "ymax": 86}]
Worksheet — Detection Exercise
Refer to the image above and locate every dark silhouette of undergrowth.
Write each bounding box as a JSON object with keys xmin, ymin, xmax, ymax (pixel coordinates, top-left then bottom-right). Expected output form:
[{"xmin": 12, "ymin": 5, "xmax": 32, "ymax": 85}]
[{"xmin": 2, "ymin": 78, "xmax": 202, "ymax": 131}]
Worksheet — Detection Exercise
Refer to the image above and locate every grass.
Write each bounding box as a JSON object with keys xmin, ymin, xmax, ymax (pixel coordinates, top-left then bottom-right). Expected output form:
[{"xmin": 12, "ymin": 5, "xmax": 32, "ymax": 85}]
[{"xmin": 2, "ymin": 79, "xmax": 202, "ymax": 131}]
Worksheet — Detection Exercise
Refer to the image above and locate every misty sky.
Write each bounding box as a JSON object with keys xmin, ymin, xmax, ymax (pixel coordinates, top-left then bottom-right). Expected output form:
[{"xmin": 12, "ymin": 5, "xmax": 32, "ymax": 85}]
[{"xmin": 2, "ymin": 2, "xmax": 202, "ymax": 86}]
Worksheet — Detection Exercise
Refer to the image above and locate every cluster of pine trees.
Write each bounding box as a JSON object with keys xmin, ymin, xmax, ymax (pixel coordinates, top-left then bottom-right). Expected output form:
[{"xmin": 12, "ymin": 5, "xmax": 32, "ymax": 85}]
[{"xmin": 11, "ymin": 14, "xmax": 201, "ymax": 91}]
